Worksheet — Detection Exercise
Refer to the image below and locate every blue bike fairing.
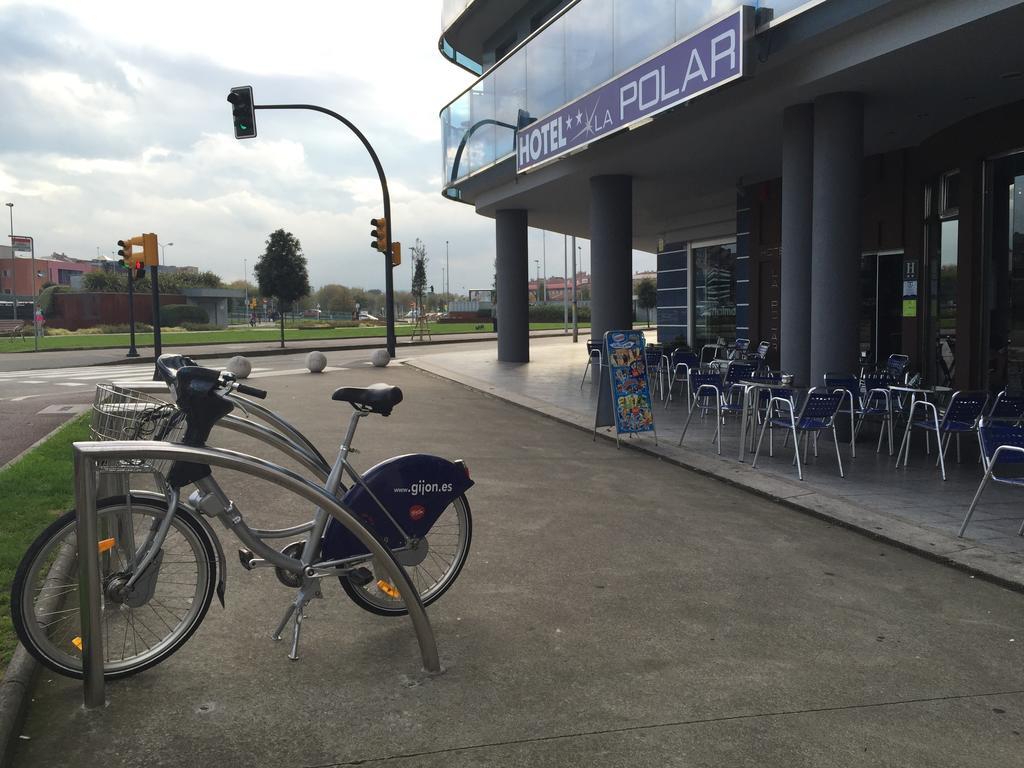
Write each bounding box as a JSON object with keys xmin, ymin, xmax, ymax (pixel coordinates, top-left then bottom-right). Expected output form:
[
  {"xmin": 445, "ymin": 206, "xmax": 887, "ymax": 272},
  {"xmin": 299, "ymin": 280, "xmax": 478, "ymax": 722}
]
[{"xmin": 320, "ymin": 453, "xmax": 473, "ymax": 560}]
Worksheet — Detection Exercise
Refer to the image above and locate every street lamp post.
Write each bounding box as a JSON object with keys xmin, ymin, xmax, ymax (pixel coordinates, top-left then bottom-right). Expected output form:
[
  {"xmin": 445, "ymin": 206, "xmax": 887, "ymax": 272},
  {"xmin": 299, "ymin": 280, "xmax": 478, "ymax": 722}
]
[
  {"xmin": 563, "ymin": 235, "xmax": 568, "ymax": 333},
  {"xmin": 5, "ymin": 202, "xmax": 14, "ymax": 319},
  {"xmin": 571, "ymin": 237, "xmax": 578, "ymax": 343},
  {"xmin": 445, "ymin": 240, "xmax": 450, "ymax": 299},
  {"xmin": 534, "ymin": 259, "xmax": 540, "ymax": 304},
  {"xmin": 160, "ymin": 241, "xmax": 174, "ymax": 266},
  {"xmin": 541, "ymin": 231, "xmax": 546, "ymax": 303}
]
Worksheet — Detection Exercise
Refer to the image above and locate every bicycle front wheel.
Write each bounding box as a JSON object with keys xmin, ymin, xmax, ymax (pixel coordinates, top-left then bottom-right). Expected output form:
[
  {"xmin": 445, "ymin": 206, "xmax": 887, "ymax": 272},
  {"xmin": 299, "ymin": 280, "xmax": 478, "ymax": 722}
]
[
  {"xmin": 339, "ymin": 494, "xmax": 472, "ymax": 616},
  {"xmin": 11, "ymin": 497, "xmax": 217, "ymax": 680}
]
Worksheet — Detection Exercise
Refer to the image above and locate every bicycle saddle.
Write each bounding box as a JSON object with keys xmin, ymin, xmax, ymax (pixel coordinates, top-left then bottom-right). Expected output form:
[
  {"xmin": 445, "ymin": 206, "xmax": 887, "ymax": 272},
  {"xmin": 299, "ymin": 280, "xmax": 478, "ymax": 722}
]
[{"xmin": 331, "ymin": 383, "xmax": 403, "ymax": 416}]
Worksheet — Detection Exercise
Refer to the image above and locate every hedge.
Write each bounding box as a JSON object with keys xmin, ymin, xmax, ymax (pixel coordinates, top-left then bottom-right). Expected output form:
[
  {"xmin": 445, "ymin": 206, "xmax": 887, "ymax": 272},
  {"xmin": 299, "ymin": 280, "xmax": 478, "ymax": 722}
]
[{"xmin": 161, "ymin": 304, "xmax": 209, "ymax": 326}]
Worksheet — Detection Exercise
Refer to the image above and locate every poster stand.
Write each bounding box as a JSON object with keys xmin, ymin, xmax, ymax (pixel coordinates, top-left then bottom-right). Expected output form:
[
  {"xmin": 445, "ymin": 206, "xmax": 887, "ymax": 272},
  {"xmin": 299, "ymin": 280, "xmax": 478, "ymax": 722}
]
[{"xmin": 593, "ymin": 330, "xmax": 657, "ymax": 447}]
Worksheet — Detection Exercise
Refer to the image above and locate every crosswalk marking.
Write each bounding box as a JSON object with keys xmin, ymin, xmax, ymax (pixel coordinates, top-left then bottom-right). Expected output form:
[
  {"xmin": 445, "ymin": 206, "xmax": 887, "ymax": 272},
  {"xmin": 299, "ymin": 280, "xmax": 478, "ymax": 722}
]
[{"xmin": 0, "ymin": 365, "xmax": 269, "ymax": 388}]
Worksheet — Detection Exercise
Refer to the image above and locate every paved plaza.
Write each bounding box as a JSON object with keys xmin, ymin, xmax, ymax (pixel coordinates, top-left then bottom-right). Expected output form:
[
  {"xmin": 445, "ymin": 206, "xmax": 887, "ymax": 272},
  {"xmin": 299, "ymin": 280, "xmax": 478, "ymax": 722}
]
[
  {"xmin": 11, "ymin": 349, "xmax": 1024, "ymax": 767},
  {"xmin": 409, "ymin": 336, "xmax": 1024, "ymax": 588}
]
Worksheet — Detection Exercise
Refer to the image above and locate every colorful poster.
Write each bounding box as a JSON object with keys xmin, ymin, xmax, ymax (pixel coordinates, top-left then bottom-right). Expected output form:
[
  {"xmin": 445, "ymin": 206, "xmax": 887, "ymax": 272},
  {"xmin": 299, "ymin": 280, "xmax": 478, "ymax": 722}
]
[{"xmin": 605, "ymin": 330, "xmax": 656, "ymax": 435}]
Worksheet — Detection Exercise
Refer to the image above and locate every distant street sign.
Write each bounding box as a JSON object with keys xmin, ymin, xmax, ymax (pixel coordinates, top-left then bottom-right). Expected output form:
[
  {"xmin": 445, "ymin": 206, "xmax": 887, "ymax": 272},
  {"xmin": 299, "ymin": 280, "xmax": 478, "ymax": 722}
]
[{"xmin": 11, "ymin": 236, "xmax": 32, "ymax": 252}]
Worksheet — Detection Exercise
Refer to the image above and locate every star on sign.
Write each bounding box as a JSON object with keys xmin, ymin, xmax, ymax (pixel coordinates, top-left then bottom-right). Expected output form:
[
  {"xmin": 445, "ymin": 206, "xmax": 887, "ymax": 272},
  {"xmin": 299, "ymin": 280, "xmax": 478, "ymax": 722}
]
[{"xmin": 575, "ymin": 108, "xmax": 583, "ymax": 127}]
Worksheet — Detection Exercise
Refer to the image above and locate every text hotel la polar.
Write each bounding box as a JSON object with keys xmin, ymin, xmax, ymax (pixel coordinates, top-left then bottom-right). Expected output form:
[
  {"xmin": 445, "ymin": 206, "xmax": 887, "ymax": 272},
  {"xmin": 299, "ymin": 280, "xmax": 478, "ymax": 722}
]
[{"xmin": 515, "ymin": 6, "xmax": 752, "ymax": 173}]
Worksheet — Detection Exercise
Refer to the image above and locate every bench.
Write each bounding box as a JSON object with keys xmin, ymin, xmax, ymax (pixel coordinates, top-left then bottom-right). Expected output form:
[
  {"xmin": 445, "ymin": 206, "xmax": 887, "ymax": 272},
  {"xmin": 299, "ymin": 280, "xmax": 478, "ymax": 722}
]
[{"xmin": 0, "ymin": 319, "xmax": 25, "ymax": 341}]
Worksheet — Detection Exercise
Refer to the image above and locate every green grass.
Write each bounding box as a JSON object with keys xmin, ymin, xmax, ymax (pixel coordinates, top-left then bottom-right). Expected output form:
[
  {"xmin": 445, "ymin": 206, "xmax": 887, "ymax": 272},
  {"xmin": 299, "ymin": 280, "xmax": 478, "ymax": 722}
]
[
  {"xmin": 0, "ymin": 414, "xmax": 90, "ymax": 675},
  {"xmin": 1, "ymin": 322, "xmax": 591, "ymax": 354}
]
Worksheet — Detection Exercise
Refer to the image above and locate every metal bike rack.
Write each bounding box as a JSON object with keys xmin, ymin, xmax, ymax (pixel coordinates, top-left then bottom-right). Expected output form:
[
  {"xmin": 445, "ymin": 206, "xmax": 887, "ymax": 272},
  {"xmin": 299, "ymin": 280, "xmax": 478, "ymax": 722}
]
[{"xmin": 73, "ymin": 439, "xmax": 441, "ymax": 709}]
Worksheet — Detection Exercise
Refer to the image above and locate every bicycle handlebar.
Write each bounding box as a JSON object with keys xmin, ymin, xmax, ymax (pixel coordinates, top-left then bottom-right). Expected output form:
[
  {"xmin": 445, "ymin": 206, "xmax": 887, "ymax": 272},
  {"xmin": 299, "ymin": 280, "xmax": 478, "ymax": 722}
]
[{"xmin": 235, "ymin": 383, "xmax": 268, "ymax": 399}]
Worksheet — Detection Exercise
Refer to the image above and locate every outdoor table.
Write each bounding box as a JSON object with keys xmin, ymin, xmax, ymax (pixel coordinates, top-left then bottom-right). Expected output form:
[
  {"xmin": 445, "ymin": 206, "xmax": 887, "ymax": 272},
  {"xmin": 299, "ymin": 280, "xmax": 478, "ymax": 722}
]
[{"xmin": 737, "ymin": 379, "xmax": 797, "ymax": 462}]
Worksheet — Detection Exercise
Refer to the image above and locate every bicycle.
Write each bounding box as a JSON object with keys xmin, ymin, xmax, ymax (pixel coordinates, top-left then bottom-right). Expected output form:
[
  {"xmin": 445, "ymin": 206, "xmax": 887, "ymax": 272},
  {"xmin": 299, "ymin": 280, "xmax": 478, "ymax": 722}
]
[{"xmin": 11, "ymin": 354, "xmax": 473, "ymax": 680}]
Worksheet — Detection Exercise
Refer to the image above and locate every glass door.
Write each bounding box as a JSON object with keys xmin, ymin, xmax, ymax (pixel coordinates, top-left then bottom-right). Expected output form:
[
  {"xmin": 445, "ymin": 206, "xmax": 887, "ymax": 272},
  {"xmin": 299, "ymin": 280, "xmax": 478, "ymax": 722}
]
[
  {"xmin": 986, "ymin": 151, "xmax": 1024, "ymax": 394},
  {"xmin": 926, "ymin": 172, "xmax": 959, "ymax": 387},
  {"xmin": 691, "ymin": 240, "xmax": 737, "ymax": 348},
  {"xmin": 859, "ymin": 251, "xmax": 904, "ymax": 367}
]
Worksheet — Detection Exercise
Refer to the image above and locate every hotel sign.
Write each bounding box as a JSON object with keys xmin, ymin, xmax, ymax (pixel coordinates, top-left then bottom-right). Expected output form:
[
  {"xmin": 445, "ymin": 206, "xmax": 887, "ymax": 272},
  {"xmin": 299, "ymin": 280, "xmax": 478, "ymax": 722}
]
[{"xmin": 516, "ymin": 6, "xmax": 752, "ymax": 173}]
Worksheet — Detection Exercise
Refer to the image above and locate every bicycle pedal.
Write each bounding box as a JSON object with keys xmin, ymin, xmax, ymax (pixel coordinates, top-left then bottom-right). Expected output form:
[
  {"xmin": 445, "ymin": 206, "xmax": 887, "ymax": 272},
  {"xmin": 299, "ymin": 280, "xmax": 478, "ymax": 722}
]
[
  {"xmin": 238, "ymin": 548, "xmax": 257, "ymax": 570},
  {"xmin": 348, "ymin": 567, "xmax": 373, "ymax": 587}
]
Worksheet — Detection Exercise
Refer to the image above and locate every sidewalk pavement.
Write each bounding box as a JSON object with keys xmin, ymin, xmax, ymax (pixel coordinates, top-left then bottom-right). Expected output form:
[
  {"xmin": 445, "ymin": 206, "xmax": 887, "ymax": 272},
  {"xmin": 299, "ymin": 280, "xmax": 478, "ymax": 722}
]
[
  {"xmin": 406, "ymin": 337, "xmax": 1024, "ymax": 590},
  {"xmin": 0, "ymin": 328, "xmax": 573, "ymax": 373},
  {"xmin": 10, "ymin": 358, "xmax": 1024, "ymax": 767}
]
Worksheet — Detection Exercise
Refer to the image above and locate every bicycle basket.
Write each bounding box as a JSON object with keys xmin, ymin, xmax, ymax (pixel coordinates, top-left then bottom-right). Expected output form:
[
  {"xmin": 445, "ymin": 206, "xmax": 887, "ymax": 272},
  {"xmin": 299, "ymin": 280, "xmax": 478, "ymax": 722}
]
[{"xmin": 90, "ymin": 383, "xmax": 185, "ymax": 474}]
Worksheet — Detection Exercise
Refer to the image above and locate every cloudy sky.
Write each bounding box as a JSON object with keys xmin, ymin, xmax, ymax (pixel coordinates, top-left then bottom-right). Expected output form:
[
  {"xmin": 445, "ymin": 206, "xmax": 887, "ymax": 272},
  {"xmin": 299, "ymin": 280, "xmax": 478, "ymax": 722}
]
[{"xmin": 0, "ymin": 0, "xmax": 652, "ymax": 294}]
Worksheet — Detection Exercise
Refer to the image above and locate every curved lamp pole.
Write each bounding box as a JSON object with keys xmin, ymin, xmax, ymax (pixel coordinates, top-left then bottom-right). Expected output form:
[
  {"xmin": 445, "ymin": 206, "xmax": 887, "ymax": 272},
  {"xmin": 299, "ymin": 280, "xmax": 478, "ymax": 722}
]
[
  {"xmin": 254, "ymin": 102, "xmax": 398, "ymax": 358},
  {"xmin": 160, "ymin": 241, "xmax": 174, "ymax": 266},
  {"xmin": 5, "ymin": 202, "xmax": 13, "ymax": 319}
]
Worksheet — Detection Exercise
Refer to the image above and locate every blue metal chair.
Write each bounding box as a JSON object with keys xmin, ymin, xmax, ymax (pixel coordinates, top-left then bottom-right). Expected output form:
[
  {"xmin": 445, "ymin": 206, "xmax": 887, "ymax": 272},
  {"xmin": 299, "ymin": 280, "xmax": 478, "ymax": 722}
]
[
  {"xmin": 751, "ymin": 341, "xmax": 771, "ymax": 372},
  {"xmin": 989, "ymin": 391, "xmax": 1024, "ymax": 424},
  {"xmin": 957, "ymin": 420, "xmax": 1024, "ymax": 537},
  {"xmin": 718, "ymin": 361, "xmax": 757, "ymax": 432},
  {"xmin": 896, "ymin": 390, "xmax": 989, "ymax": 480},
  {"xmin": 752, "ymin": 388, "xmax": 846, "ymax": 480},
  {"xmin": 644, "ymin": 343, "xmax": 668, "ymax": 401},
  {"xmin": 665, "ymin": 349, "xmax": 699, "ymax": 410},
  {"xmin": 729, "ymin": 338, "xmax": 751, "ymax": 360},
  {"xmin": 580, "ymin": 339, "xmax": 602, "ymax": 389},
  {"xmin": 824, "ymin": 373, "xmax": 860, "ymax": 458},
  {"xmin": 678, "ymin": 371, "xmax": 724, "ymax": 454},
  {"xmin": 854, "ymin": 372, "xmax": 895, "ymax": 455},
  {"xmin": 885, "ymin": 354, "xmax": 910, "ymax": 383}
]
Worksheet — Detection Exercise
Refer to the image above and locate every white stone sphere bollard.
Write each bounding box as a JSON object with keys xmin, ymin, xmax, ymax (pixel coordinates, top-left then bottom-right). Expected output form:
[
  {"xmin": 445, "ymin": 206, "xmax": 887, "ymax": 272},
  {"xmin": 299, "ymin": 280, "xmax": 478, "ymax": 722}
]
[
  {"xmin": 225, "ymin": 355, "xmax": 252, "ymax": 379},
  {"xmin": 370, "ymin": 348, "xmax": 391, "ymax": 368},
  {"xmin": 306, "ymin": 350, "xmax": 327, "ymax": 373}
]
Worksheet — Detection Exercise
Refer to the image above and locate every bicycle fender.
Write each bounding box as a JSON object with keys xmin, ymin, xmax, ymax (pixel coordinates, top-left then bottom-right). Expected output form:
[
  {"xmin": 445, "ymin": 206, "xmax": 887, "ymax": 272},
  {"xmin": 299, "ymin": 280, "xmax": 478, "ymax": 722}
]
[
  {"xmin": 320, "ymin": 454, "xmax": 473, "ymax": 561},
  {"xmin": 108, "ymin": 491, "xmax": 228, "ymax": 608}
]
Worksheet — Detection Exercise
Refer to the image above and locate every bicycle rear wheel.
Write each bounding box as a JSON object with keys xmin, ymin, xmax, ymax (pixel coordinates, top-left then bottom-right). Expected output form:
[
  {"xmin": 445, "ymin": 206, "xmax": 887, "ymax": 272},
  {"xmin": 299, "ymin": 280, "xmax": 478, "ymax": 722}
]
[
  {"xmin": 11, "ymin": 497, "xmax": 216, "ymax": 680},
  {"xmin": 339, "ymin": 494, "xmax": 472, "ymax": 616}
]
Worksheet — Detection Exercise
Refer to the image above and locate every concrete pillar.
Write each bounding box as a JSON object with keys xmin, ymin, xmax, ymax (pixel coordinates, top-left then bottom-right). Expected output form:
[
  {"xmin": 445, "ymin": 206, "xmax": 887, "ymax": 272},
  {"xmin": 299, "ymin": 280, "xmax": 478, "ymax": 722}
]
[
  {"xmin": 810, "ymin": 93, "xmax": 863, "ymax": 385},
  {"xmin": 781, "ymin": 104, "xmax": 813, "ymax": 386},
  {"xmin": 589, "ymin": 175, "xmax": 633, "ymax": 343},
  {"xmin": 495, "ymin": 209, "xmax": 530, "ymax": 362}
]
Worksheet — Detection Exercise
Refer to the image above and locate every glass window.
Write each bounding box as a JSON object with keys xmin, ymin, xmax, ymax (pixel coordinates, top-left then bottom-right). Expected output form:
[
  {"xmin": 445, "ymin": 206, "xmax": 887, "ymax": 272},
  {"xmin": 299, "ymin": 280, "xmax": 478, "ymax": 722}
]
[
  {"xmin": 566, "ymin": 0, "xmax": 613, "ymax": 95},
  {"xmin": 615, "ymin": 0, "xmax": 676, "ymax": 72},
  {"xmin": 526, "ymin": 15, "xmax": 566, "ymax": 118},
  {"xmin": 940, "ymin": 170, "xmax": 960, "ymax": 217},
  {"xmin": 467, "ymin": 79, "xmax": 496, "ymax": 174},
  {"xmin": 493, "ymin": 47, "xmax": 526, "ymax": 160},
  {"xmin": 692, "ymin": 242, "xmax": 737, "ymax": 347}
]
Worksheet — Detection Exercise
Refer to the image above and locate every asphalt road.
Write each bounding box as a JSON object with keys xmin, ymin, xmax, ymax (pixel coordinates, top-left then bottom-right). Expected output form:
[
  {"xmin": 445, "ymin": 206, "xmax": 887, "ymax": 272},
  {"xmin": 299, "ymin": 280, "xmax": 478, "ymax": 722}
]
[{"xmin": 0, "ymin": 341, "xmax": 502, "ymax": 466}]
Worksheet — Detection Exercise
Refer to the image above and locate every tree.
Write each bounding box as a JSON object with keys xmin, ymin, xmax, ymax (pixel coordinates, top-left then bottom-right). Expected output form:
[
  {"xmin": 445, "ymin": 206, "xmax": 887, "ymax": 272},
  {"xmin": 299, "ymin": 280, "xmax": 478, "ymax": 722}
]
[
  {"xmin": 254, "ymin": 229, "xmax": 311, "ymax": 347},
  {"xmin": 636, "ymin": 278, "xmax": 657, "ymax": 328},
  {"xmin": 316, "ymin": 284, "xmax": 354, "ymax": 314},
  {"xmin": 411, "ymin": 239, "xmax": 428, "ymax": 316}
]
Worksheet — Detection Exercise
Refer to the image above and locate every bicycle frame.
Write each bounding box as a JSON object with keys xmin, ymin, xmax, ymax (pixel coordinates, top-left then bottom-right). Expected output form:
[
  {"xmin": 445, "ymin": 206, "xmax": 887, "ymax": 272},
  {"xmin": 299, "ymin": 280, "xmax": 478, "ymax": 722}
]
[{"xmin": 129, "ymin": 402, "xmax": 469, "ymax": 584}]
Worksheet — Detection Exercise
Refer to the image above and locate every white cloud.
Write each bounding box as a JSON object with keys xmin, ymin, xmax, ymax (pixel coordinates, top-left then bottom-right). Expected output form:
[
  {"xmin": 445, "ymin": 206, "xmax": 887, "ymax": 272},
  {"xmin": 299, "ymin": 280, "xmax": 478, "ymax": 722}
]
[{"xmin": 0, "ymin": 1, "xmax": 653, "ymax": 291}]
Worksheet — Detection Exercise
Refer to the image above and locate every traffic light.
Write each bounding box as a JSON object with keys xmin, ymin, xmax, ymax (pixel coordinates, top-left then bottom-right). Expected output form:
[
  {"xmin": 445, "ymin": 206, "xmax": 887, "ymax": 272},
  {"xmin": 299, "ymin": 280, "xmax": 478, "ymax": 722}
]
[
  {"xmin": 117, "ymin": 236, "xmax": 144, "ymax": 269},
  {"xmin": 133, "ymin": 260, "xmax": 146, "ymax": 281},
  {"xmin": 141, "ymin": 232, "xmax": 158, "ymax": 267},
  {"xmin": 390, "ymin": 241, "xmax": 401, "ymax": 268},
  {"xmin": 227, "ymin": 85, "xmax": 257, "ymax": 139},
  {"xmin": 370, "ymin": 217, "xmax": 387, "ymax": 252}
]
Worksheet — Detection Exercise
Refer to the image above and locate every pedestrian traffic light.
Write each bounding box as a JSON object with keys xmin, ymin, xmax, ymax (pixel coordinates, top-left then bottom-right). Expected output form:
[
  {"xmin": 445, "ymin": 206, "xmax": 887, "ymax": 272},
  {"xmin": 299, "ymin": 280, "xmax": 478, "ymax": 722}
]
[
  {"xmin": 133, "ymin": 259, "xmax": 146, "ymax": 281},
  {"xmin": 390, "ymin": 241, "xmax": 401, "ymax": 268},
  {"xmin": 370, "ymin": 217, "xmax": 387, "ymax": 251},
  {"xmin": 227, "ymin": 86, "xmax": 257, "ymax": 139}
]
